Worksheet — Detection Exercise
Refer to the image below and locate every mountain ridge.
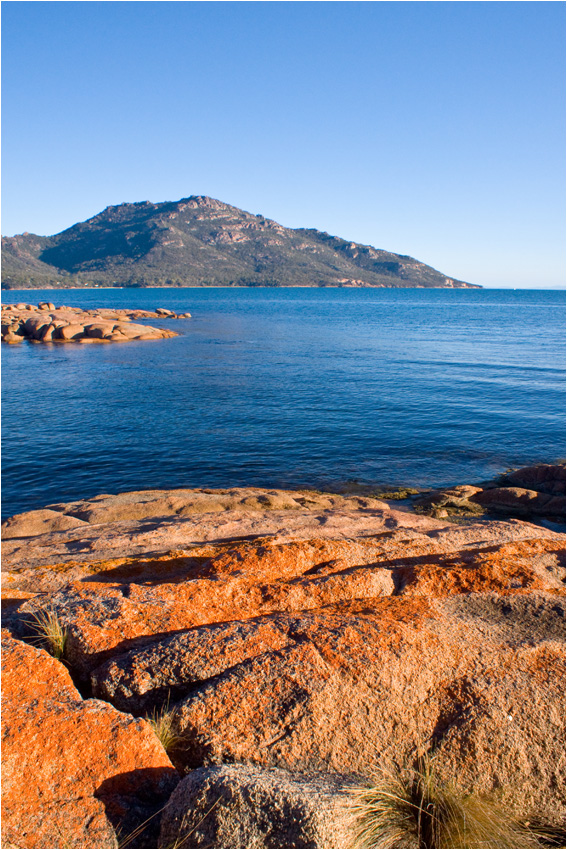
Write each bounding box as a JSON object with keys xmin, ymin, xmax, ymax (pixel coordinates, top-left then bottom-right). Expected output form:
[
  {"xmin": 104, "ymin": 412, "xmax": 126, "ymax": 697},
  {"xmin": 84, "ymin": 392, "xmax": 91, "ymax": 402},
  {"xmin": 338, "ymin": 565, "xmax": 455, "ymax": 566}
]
[{"xmin": 1, "ymin": 195, "xmax": 481, "ymax": 289}]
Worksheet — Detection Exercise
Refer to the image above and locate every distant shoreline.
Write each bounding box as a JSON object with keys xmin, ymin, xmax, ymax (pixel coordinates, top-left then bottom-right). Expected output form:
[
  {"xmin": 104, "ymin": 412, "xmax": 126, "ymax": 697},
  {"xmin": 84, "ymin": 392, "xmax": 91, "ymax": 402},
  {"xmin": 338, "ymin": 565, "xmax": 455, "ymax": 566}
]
[
  {"xmin": 1, "ymin": 284, "xmax": 483, "ymax": 291},
  {"xmin": 3, "ymin": 285, "xmax": 565, "ymax": 294}
]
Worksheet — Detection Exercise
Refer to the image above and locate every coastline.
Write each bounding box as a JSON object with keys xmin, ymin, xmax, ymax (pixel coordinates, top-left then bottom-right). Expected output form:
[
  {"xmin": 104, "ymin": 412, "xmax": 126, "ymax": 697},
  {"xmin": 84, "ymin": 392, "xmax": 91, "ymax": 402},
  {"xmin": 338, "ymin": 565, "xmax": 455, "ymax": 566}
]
[
  {"xmin": 1, "ymin": 282, "xmax": 483, "ymax": 291},
  {"xmin": 2, "ymin": 468, "xmax": 565, "ymax": 848},
  {"xmin": 2, "ymin": 459, "xmax": 564, "ymax": 526},
  {"xmin": 1, "ymin": 293, "xmax": 564, "ymax": 848}
]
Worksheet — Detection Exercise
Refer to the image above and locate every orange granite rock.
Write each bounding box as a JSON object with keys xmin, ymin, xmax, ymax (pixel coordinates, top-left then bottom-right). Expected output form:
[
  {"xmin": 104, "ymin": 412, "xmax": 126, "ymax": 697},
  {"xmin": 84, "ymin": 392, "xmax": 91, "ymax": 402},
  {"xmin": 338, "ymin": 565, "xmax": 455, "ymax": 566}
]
[
  {"xmin": 396, "ymin": 537, "xmax": 565, "ymax": 597},
  {"xmin": 89, "ymin": 586, "xmax": 567, "ymax": 824},
  {"xmin": 0, "ymin": 304, "xmax": 184, "ymax": 345},
  {"xmin": 2, "ymin": 487, "xmax": 565, "ymax": 836},
  {"xmin": 1, "ymin": 632, "xmax": 178, "ymax": 849},
  {"xmin": 12, "ymin": 531, "xmax": 563, "ymax": 674},
  {"xmin": 14, "ymin": 537, "xmax": 405, "ymax": 674}
]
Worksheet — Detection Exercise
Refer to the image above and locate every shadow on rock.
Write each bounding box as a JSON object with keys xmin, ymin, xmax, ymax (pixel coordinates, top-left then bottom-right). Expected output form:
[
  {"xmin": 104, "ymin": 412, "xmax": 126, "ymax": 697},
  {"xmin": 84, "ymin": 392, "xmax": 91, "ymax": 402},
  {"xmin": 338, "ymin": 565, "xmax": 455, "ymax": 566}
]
[{"xmin": 96, "ymin": 767, "xmax": 179, "ymax": 849}]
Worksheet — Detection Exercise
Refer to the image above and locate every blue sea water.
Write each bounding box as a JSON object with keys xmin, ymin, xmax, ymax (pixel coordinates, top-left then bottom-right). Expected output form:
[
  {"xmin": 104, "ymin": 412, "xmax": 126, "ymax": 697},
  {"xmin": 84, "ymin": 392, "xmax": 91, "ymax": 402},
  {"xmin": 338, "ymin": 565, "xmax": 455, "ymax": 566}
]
[{"xmin": 1, "ymin": 287, "xmax": 565, "ymax": 519}]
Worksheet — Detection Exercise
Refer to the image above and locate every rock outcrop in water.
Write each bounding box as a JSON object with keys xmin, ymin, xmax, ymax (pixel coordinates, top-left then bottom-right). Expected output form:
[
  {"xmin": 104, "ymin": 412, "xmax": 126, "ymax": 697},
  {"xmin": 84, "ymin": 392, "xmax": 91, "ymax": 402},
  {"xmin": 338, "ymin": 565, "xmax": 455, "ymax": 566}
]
[
  {"xmin": 1, "ymin": 303, "xmax": 190, "ymax": 344},
  {"xmin": 1, "ymin": 480, "xmax": 564, "ymax": 848},
  {"xmin": 414, "ymin": 463, "xmax": 566, "ymax": 524}
]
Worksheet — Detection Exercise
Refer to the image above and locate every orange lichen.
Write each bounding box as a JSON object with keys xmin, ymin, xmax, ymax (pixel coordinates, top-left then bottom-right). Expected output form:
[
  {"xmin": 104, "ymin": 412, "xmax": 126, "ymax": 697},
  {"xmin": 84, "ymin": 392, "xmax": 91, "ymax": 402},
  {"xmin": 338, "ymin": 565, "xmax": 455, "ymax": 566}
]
[
  {"xmin": 397, "ymin": 539, "xmax": 565, "ymax": 598},
  {"xmin": 515, "ymin": 643, "xmax": 566, "ymax": 685}
]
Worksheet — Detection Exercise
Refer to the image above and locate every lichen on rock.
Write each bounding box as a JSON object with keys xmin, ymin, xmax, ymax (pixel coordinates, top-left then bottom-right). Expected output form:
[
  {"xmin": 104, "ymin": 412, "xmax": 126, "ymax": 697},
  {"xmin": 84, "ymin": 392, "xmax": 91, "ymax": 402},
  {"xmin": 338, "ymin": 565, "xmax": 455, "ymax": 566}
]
[{"xmin": 1, "ymin": 482, "xmax": 565, "ymax": 848}]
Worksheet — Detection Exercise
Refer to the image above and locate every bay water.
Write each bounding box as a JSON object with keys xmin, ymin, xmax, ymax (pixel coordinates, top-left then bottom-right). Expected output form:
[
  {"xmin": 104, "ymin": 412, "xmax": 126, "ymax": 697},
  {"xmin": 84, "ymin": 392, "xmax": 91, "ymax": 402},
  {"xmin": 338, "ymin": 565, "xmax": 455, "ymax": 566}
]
[{"xmin": 2, "ymin": 287, "xmax": 564, "ymax": 519}]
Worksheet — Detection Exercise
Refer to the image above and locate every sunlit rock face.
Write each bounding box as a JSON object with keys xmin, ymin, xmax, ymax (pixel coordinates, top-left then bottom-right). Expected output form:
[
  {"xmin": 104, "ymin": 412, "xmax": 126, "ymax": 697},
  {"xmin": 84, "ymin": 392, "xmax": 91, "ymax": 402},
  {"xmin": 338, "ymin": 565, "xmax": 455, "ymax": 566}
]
[
  {"xmin": 1, "ymin": 303, "xmax": 188, "ymax": 344},
  {"xmin": 2, "ymin": 485, "xmax": 564, "ymax": 846},
  {"xmin": 1, "ymin": 632, "xmax": 178, "ymax": 849}
]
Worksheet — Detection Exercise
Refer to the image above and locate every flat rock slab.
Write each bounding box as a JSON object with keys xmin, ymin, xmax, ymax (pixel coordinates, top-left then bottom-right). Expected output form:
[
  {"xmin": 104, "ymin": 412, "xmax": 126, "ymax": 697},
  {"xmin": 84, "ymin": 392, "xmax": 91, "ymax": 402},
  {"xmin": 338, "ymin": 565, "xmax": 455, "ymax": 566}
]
[
  {"xmin": 2, "ymin": 487, "xmax": 392, "ymax": 539},
  {"xmin": 2, "ymin": 499, "xmax": 444, "ymax": 575},
  {"xmin": 2, "ymin": 508, "xmax": 89, "ymax": 539},
  {"xmin": 1, "ymin": 632, "xmax": 178, "ymax": 849},
  {"xmin": 3, "ymin": 485, "xmax": 558, "ymax": 573}
]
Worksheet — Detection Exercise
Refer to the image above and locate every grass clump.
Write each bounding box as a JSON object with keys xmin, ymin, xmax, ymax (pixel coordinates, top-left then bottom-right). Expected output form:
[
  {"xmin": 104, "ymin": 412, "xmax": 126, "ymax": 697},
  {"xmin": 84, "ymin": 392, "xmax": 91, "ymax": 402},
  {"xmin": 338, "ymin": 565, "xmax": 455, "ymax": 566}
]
[
  {"xmin": 349, "ymin": 756, "xmax": 544, "ymax": 849},
  {"xmin": 147, "ymin": 702, "xmax": 184, "ymax": 756},
  {"xmin": 28, "ymin": 607, "xmax": 67, "ymax": 660}
]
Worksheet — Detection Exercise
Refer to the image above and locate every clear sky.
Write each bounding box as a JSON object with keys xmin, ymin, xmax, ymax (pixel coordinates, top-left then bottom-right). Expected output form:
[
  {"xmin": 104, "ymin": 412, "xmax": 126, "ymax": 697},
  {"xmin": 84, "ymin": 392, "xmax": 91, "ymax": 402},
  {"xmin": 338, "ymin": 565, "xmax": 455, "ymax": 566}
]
[{"xmin": 2, "ymin": 1, "xmax": 565, "ymax": 288}]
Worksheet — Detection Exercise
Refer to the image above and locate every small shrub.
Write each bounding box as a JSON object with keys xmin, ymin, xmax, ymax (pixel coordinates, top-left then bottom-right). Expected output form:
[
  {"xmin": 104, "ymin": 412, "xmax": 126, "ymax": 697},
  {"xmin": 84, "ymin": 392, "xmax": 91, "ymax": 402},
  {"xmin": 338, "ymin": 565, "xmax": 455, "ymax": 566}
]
[
  {"xmin": 349, "ymin": 756, "xmax": 543, "ymax": 849},
  {"xmin": 28, "ymin": 607, "xmax": 67, "ymax": 660}
]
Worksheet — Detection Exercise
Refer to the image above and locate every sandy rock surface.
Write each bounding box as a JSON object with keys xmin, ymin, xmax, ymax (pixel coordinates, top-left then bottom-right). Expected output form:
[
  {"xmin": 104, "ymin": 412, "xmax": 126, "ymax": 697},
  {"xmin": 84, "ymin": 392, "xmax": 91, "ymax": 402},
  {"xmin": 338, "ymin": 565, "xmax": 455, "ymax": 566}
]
[
  {"xmin": 2, "ymin": 485, "xmax": 565, "ymax": 847},
  {"xmin": 2, "ymin": 486, "xmax": 556, "ymax": 573},
  {"xmin": 0, "ymin": 303, "xmax": 190, "ymax": 344},
  {"xmin": 2, "ymin": 487, "xmax": 392, "ymax": 539}
]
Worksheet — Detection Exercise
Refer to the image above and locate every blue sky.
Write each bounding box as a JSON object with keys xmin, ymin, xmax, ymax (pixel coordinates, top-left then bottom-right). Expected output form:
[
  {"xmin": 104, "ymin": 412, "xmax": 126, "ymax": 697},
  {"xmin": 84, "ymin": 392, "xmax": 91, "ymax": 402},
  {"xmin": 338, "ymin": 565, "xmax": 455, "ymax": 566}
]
[{"xmin": 2, "ymin": 1, "xmax": 565, "ymax": 288}]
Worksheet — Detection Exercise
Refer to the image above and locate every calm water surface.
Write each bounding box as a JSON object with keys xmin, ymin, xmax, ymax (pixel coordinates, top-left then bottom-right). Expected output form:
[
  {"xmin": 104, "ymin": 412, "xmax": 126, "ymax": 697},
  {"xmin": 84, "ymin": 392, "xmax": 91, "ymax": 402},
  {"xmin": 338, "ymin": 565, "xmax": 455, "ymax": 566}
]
[{"xmin": 2, "ymin": 287, "xmax": 565, "ymax": 518}]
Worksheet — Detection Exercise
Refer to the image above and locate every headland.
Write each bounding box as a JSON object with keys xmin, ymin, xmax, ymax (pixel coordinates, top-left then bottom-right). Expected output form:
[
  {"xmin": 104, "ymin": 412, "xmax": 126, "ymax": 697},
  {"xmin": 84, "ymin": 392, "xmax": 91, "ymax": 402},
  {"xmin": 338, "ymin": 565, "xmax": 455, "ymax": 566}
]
[{"xmin": 1, "ymin": 195, "xmax": 481, "ymax": 290}]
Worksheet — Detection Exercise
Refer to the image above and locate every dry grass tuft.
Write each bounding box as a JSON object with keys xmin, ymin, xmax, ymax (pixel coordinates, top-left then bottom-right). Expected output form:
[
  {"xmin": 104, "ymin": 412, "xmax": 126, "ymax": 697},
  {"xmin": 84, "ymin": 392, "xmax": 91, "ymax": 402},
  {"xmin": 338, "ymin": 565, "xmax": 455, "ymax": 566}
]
[
  {"xmin": 349, "ymin": 756, "xmax": 544, "ymax": 849},
  {"xmin": 146, "ymin": 702, "xmax": 184, "ymax": 756},
  {"xmin": 28, "ymin": 607, "xmax": 67, "ymax": 660}
]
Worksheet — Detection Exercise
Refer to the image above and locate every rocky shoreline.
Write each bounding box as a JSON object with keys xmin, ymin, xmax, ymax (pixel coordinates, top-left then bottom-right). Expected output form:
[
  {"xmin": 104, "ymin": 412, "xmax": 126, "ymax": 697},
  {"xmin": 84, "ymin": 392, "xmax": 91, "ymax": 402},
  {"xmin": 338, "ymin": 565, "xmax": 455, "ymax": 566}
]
[
  {"xmin": 1, "ymin": 466, "xmax": 565, "ymax": 848},
  {"xmin": 1, "ymin": 302, "xmax": 191, "ymax": 345},
  {"xmin": 403, "ymin": 463, "xmax": 566, "ymax": 527}
]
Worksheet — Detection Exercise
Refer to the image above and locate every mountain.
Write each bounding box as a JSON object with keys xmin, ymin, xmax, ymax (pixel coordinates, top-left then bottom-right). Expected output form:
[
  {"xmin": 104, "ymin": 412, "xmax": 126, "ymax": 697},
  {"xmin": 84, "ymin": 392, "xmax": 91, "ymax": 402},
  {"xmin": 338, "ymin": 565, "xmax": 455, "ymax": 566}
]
[{"xmin": 1, "ymin": 196, "xmax": 480, "ymax": 289}]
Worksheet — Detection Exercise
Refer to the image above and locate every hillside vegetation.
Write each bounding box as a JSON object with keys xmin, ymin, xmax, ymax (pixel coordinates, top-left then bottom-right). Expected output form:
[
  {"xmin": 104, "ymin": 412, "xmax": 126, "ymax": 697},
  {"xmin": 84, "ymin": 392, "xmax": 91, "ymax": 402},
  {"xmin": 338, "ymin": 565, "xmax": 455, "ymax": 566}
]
[{"xmin": 1, "ymin": 195, "xmax": 480, "ymax": 289}]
